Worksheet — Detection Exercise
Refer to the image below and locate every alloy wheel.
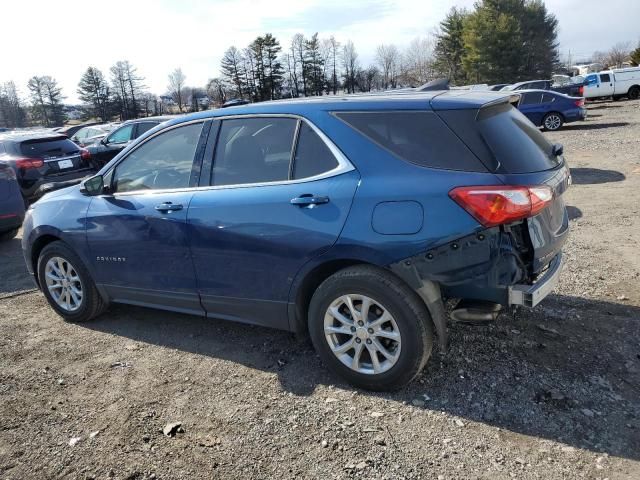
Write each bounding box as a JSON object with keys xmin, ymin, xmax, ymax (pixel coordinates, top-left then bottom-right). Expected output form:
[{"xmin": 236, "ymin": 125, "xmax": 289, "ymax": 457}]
[
  {"xmin": 44, "ymin": 256, "xmax": 83, "ymax": 312},
  {"xmin": 324, "ymin": 294, "xmax": 401, "ymax": 375},
  {"xmin": 544, "ymin": 114, "xmax": 561, "ymax": 130}
]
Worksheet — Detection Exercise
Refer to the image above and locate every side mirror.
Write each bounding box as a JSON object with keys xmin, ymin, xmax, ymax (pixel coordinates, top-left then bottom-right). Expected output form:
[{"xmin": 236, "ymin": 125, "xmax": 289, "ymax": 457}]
[
  {"xmin": 101, "ymin": 137, "xmax": 109, "ymax": 145},
  {"xmin": 81, "ymin": 175, "xmax": 105, "ymax": 196},
  {"xmin": 552, "ymin": 143, "xmax": 563, "ymax": 157}
]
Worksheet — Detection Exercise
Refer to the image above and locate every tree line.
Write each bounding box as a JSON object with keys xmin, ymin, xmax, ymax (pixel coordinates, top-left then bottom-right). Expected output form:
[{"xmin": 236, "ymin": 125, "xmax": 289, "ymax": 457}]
[{"xmin": 2, "ymin": 0, "xmax": 639, "ymax": 129}]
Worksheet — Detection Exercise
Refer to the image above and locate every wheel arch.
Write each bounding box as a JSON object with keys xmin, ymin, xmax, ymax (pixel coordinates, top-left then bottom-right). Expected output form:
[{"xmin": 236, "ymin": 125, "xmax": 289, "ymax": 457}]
[
  {"xmin": 289, "ymin": 256, "xmax": 446, "ymax": 351},
  {"xmin": 30, "ymin": 233, "xmax": 62, "ymax": 288}
]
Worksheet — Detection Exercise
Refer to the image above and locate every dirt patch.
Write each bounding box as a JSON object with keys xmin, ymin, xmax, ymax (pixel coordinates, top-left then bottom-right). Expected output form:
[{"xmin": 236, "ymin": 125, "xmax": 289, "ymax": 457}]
[{"xmin": 1, "ymin": 99, "xmax": 639, "ymax": 479}]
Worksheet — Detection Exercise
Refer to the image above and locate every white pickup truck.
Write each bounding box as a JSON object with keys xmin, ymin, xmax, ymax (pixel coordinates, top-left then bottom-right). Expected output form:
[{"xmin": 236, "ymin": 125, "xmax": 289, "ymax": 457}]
[{"xmin": 583, "ymin": 67, "xmax": 640, "ymax": 100}]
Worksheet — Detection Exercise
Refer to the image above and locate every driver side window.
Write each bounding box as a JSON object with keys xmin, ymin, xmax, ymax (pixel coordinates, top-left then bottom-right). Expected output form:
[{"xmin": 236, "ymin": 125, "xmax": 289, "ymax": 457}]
[
  {"xmin": 107, "ymin": 124, "xmax": 134, "ymax": 144},
  {"xmin": 112, "ymin": 122, "xmax": 203, "ymax": 193}
]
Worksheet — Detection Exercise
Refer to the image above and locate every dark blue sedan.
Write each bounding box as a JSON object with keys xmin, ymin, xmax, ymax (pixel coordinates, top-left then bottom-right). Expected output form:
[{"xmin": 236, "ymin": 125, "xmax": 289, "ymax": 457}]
[
  {"xmin": 21, "ymin": 91, "xmax": 569, "ymax": 390},
  {"xmin": 517, "ymin": 89, "xmax": 586, "ymax": 131}
]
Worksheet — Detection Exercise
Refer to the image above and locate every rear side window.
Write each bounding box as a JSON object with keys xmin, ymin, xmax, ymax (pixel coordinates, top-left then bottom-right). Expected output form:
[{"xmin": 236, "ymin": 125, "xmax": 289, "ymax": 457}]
[
  {"xmin": 476, "ymin": 103, "xmax": 560, "ymax": 173},
  {"xmin": 20, "ymin": 137, "xmax": 78, "ymax": 158},
  {"xmin": 292, "ymin": 123, "xmax": 338, "ymax": 179},
  {"xmin": 212, "ymin": 117, "xmax": 296, "ymax": 186},
  {"xmin": 541, "ymin": 93, "xmax": 556, "ymax": 103},
  {"xmin": 600, "ymin": 73, "xmax": 611, "ymax": 82},
  {"xmin": 136, "ymin": 122, "xmax": 158, "ymax": 138},
  {"xmin": 334, "ymin": 111, "xmax": 485, "ymax": 172}
]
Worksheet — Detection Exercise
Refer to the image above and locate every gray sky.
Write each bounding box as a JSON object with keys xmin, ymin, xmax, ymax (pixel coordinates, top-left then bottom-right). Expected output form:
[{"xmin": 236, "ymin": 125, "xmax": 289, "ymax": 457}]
[{"xmin": 1, "ymin": 0, "xmax": 638, "ymax": 103}]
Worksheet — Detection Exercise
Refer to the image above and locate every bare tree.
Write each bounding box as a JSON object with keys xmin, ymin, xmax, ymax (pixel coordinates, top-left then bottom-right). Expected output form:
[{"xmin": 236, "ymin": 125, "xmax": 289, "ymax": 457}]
[
  {"xmin": 403, "ymin": 36, "xmax": 435, "ymax": 85},
  {"xmin": 605, "ymin": 41, "xmax": 632, "ymax": 68},
  {"xmin": 206, "ymin": 77, "xmax": 228, "ymax": 106},
  {"xmin": 342, "ymin": 40, "xmax": 359, "ymax": 94},
  {"xmin": 167, "ymin": 68, "xmax": 187, "ymax": 112},
  {"xmin": 376, "ymin": 44, "xmax": 401, "ymax": 89}
]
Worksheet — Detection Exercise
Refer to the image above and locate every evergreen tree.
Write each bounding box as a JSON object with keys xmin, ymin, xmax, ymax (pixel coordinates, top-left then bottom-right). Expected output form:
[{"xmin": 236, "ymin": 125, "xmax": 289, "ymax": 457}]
[
  {"xmin": 433, "ymin": 7, "xmax": 468, "ymax": 85},
  {"xmin": 462, "ymin": 0, "xmax": 559, "ymax": 84},
  {"xmin": 304, "ymin": 33, "xmax": 324, "ymax": 95},
  {"xmin": 631, "ymin": 43, "xmax": 640, "ymax": 66},
  {"xmin": 220, "ymin": 46, "xmax": 246, "ymax": 99},
  {"xmin": 27, "ymin": 76, "xmax": 65, "ymax": 127},
  {"xmin": 0, "ymin": 82, "xmax": 27, "ymax": 128},
  {"xmin": 77, "ymin": 67, "xmax": 110, "ymax": 121}
]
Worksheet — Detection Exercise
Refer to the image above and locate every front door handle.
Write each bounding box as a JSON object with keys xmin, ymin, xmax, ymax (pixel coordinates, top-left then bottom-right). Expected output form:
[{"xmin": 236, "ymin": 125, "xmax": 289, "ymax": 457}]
[
  {"xmin": 290, "ymin": 194, "xmax": 330, "ymax": 208},
  {"xmin": 155, "ymin": 202, "xmax": 183, "ymax": 212}
]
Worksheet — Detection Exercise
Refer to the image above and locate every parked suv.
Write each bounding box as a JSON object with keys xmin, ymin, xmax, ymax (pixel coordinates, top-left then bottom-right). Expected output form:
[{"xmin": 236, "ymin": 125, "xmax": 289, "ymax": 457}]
[
  {"xmin": 0, "ymin": 162, "xmax": 25, "ymax": 240},
  {"xmin": 0, "ymin": 131, "xmax": 95, "ymax": 202},
  {"xmin": 87, "ymin": 116, "xmax": 171, "ymax": 167},
  {"xmin": 22, "ymin": 92, "xmax": 569, "ymax": 390}
]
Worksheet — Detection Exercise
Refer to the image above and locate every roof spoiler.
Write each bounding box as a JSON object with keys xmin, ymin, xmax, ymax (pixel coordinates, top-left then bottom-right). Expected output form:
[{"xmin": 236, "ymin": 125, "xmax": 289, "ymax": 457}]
[
  {"xmin": 416, "ymin": 78, "xmax": 450, "ymax": 91},
  {"xmin": 475, "ymin": 94, "xmax": 521, "ymax": 120}
]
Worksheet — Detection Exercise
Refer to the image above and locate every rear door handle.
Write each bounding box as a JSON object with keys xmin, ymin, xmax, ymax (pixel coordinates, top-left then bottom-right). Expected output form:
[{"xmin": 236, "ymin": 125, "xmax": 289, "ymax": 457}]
[
  {"xmin": 290, "ymin": 194, "xmax": 330, "ymax": 208},
  {"xmin": 155, "ymin": 202, "xmax": 183, "ymax": 212}
]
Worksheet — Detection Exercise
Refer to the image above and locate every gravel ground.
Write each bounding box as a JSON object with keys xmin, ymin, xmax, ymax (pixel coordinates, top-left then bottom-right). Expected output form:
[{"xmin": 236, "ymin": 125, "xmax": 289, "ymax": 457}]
[{"xmin": 1, "ymin": 99, "xmax": 639, "ymax": 480}]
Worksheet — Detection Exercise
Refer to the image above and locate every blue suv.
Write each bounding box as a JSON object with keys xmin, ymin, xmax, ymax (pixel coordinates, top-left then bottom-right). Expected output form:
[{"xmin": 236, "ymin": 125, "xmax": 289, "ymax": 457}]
[{"xmin": 22, "ymin": 91, "xmax": 569, "ymax": 390}]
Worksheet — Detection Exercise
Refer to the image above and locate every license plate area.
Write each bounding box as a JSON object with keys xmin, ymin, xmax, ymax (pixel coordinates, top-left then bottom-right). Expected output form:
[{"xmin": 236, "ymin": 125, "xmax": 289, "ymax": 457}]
[{"xmin": 58, "ymin": 159, "xmax": 74, "ymax": 169}]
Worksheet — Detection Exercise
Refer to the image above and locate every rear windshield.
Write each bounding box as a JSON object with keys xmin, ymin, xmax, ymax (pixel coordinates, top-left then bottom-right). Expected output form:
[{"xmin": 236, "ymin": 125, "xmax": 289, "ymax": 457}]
[
  {"xmin": 476, "ymin": 103, "xmax": 561, "ymax": 173},
  {"xmin": 334, "ymin": 111, "xmax": 486, "ymax": 172},
  {"xmin": 20, "ymin": 137, "xmax": 79, "ymax": 158}
]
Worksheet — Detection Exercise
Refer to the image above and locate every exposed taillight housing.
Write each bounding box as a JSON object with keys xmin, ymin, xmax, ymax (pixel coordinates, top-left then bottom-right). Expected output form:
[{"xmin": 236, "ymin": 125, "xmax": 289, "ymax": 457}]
[
  {"xmin": 15, "ymin": 157, "xmax": 44, "ymax": 169},
  {"xmin": 80, "ymin": 148, "xmax": 91, "ymax": 160},
  {"xmin": 574, "ymin": 98, "xmax": 585, "ymax": 107},
  {"xmin": 449, "ymin": 185, "xmax": 554, "ymax": 227}
]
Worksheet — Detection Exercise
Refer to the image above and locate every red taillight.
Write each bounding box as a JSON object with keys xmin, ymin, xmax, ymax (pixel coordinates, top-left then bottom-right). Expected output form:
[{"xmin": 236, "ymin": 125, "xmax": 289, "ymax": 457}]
[
  {"xmin": 449, "ymin": 185, "xmax": 554, "ymax": 227},
  {"xmin": 574, "ymin": 98, "xmax": 585, "ymax": 107},
  {"xmin": 15, "ymin": 157, "xmax": 44, "ymax": 169},
  {"xmin": 578, "ymin": 85, "xmax": 584, "ymax": 95},
  {"xmin": 80, "ymin": 148, "xmax": 91, "ymax": 160}
]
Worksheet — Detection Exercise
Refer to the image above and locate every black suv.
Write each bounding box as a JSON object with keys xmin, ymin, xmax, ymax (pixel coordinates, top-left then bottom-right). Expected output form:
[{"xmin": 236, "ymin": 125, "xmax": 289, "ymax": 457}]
[
  {"xmin": 0, "ymin": 131, "xmax": 95, "ymax": 202},
  {"xmin": 88, "ymin": 116, "xmax": 171, "ymax": 167}
]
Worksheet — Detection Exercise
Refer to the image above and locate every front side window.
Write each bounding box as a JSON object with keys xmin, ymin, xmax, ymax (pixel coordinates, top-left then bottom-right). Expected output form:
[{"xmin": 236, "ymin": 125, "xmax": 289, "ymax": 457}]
[
  {"xmin": 107, "ymin": 124, "xmax": 134, "ymax": 144},
  {"xmin": 520, "ymin": 92, "xmax": 542, "ymax": 105},
  {"xmin": 211, "ymin": 117, "xmax": 296, "ymax": 186},
  {"xmin": 586, "ymin": 75, "xmax": 598, "ymax": 86},
  {"xmin": 112, "ymin": 122, "xmax": 203, "ymax": 193}
]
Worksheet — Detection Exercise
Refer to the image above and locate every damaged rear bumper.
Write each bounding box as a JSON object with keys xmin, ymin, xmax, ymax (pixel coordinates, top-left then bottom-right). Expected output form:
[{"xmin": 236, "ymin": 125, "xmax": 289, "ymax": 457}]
[{"xmin": 508, "ymin": 253, "xmax": 563, "ymax": 307}]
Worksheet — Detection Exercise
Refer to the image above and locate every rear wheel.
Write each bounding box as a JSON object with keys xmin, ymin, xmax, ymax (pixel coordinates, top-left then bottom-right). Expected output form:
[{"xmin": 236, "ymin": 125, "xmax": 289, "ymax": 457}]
[
  {"xmin": 0, "ymin": 228, "xmax": 19, "ymax": 242},
  {"xmin": 542, "ymin": 112, "xmax": 563, "ymax": 131},
  {"xmin": 37, "ymin": 241, "xmax": 107, "ymax": 322},
  {"xmin": 308, "ymin": 265, "xmax": 433, "ymax": 391},
  {"xmin": 628, "ymin": 86, "xmax": 640, "ymax": 100}
]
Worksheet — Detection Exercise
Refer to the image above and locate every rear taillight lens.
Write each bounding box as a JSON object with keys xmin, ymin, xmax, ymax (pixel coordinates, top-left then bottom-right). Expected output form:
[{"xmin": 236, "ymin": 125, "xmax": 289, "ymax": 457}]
[
  {"xmin": 449, "ymin": 185, "xmax": 554, "ymax": 227},
  {"xmin": 578, "ymin": 85, "xmax": 584, "ymax": 95},
  {"xmin": 80, "ymin": 148, "xmax": 91, "ymax": 160},
  {"xmin": 15, "ymin": 157, "xmax": 44, "ymax": 169},
  {"xmin": 574, "ymin": 98, "xmax": 585, "ymax": 107}
]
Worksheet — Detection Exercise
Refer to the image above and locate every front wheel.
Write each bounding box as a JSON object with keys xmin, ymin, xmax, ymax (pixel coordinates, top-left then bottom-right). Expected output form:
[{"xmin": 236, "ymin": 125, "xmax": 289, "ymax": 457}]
[
  {"xmin": 308, "ymin": 265, "xmax": 433, "ymax": 391},
  {"xmin": 37, "ymin": 241, "xmax": 107, "ymax": 322},
  {"xmin": 542, "ymin": 112, "xmax": 564, "ymax": 131}
]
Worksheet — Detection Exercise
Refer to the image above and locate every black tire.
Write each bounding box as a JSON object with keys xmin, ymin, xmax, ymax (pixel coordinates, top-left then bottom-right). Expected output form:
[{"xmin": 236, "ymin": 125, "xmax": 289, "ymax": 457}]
[
  {"xmin": 37, "ymin": 241, "xmax": 107, "ymax": 322},
  {"xmin": 542, "ymin": 112, "xmax": 564, "ymax": 131},
  {"xmin": 628, "ymin": 86, "xmax": 640, "ymax": 100},
  {"xmin": 0, "ymin": 228, "xmax": 19, "ymax": 242},
  {"xmin": 308, "ymin": 265, "xmax": 433, "ymax": 391}
]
